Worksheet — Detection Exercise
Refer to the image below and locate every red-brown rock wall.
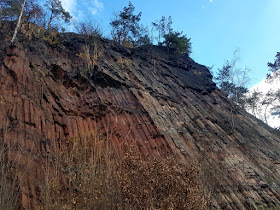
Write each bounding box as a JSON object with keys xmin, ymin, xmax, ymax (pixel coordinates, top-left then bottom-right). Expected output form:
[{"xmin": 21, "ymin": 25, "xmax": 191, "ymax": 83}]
[{"xmin": 0, "ymin": 26, "xmax": 280, "ymax": 209}]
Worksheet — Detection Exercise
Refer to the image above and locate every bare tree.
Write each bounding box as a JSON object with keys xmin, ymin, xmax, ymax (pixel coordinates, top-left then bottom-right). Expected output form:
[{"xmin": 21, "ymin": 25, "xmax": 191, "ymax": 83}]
[
  {"xmin": 73, "ymin": 19, "xmax": 103, "ymax": 38},
  {"xmin": 152, "ymin": 16, "xmax": 172, "ymax": 44}
]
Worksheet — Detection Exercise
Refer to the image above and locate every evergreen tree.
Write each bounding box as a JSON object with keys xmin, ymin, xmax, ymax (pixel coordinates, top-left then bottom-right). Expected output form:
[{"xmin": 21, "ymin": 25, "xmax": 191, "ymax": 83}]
[
  {"xmin": 246, "ymin": 89, "xmax": 262, "ymax": 117},
  {"xmin": 0, "ymin": 0, "xmax": 44, "ymax": 24},
  {"xmin": 267, "ymin": 52, "xmax": 280, "ymax": 82},
  {"xmin": 268, "ymin": 52, "xmax": 280, "ymax": 73},
  {"xmin": 0, "ymin": 0, "xmax": 22, "ymax": 21},
  {"xmin": 163, "ymin": 31, "xmax": 191, "ymax": 55},
  {"xmin": 110, "ymin": 1, "xmax": 142, "ymax": 45},
  {"xmin": 45, "ymin": 0, "xmax": 71, "ymax": 30},
  {"xmin": 215, "ymin": 50, "xmax": 250, "ymax": 108}
]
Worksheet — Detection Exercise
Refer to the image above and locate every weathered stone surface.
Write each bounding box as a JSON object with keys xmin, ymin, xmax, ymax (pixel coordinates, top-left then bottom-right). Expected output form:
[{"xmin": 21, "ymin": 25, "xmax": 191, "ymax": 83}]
[{"xmin": 0, "ymin": 21, "xmax": 280, "ymax": 209}]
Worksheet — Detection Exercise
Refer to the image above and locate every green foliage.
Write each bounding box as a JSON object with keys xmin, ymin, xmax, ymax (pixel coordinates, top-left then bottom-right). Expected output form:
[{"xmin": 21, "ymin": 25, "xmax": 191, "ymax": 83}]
[
  {"xmin": 267, "ymin": 52, "xmax": 280, "ymax": 84},
  {"xmin": 0, "ymin": 0, "xmax": 44, "ymax": 24},
  {"xmin": 110, "ymin": 1, "xmax": 142, "ymax": 46},
  {"xmin": 163, "ymin": 31, "xmax": 192, "ymax": 55},
  {"xmin": 45, "ymin": 0, "xmax": 71, "ymax": 30},
  {"xmin": 264, "ymin": 52, "xmax": 280, "ymax": 127},
  {"xmin": 220, "ymin": 81, "xmax": 248, "ymax": 107},
  {"xmin": 268, "ymin": 52, "xmax": 280, "ymax": 73},
  {"xmin": 214, "ymin": 50, "xmax": 250, "ymax": 108},
  {"xmin": 24, "ymin": 0, "xmax": 45, "ymax": 24},
  {"xmin": 0, "ymin": 0, "xmax": 22, "ymax": 20},
  {"xmin": 246, "ymin": 89, "xmax": 262, "ymax": 115},
  {"xmin": 135, "ymin": 34, "xmax": 151, "ymax": 46}
]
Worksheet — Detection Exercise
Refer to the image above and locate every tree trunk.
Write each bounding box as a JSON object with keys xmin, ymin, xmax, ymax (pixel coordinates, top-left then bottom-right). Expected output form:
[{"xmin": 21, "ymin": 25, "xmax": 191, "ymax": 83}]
[
  {"xmin": 11, "ymin": 0, "xmax": 27, "ymax": 45},
  {"xmin": 48, "ymin": 13, "xmax": 54, "ymax": 30}
]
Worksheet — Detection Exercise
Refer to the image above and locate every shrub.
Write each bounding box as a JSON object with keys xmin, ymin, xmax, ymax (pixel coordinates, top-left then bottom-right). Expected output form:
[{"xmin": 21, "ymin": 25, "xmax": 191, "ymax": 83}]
[
  {"xmin": 42, "ymin": 31, "xmax": 59, "ymax": 45},
  {"xmin": 116, "ymin": 57, "xmax": 132, "ymax": 71},
  {"xmin": 76, "ymin": 44, "xmax": 103, "ymax": 72},
  {"xmin": 74, "ymin": 20, "xmax": 103, "ymax": 38},
  {"xmin": 164, "ymin": 31, "xmax": 192, "ymax": 55}
]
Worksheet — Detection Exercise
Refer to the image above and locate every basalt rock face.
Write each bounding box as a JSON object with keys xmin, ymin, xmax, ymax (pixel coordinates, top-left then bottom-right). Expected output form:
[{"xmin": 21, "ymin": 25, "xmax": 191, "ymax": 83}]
[{"xmin": 1, "ymin": 22, "xmax": 280, "ymax": 209}]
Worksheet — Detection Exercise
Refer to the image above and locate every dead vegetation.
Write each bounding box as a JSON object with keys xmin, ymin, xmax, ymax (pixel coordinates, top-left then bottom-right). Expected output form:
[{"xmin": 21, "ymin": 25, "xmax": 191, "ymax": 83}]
[
  {"xmin": 37, "ymin": 133, "xmax": 207, "ymax": 209},
  {"xmin": 0, "ymin": 141, "xmax": 21, "ymax": 209},
  {"xmin": 1, "ymin": 130, "xmax": 207, "ymax": 209},
  {"xmin": 116, "ymin": 57, "xmax": 133, "ymax": 71},
  {"xmin": 76, "ymin": 43, "xmax": 103, "ymax": 72},
  {"xmin": 42, "ymin": 31, "xmax": 59, "ymax": 45}
]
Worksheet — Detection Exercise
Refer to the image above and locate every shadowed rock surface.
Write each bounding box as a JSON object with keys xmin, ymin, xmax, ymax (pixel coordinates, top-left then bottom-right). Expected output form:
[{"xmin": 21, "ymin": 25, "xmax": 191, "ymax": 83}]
[{"xmin": 0, "ymin": 21, "xmax": 280, "ymax": 209}]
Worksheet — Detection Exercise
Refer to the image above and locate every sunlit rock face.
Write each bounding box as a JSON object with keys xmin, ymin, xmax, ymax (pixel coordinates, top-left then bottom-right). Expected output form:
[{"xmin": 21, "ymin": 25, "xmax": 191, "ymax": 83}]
[{"xmin": 0, "ymin": 21, "xmax": 280, "ymax": 209}]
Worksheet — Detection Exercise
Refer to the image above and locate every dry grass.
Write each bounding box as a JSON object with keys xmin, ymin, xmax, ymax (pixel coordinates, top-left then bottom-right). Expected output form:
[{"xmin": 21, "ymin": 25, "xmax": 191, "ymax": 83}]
[
  {"xmin": 43, "ymin": 32, "xmax": 59, "ymax": 45},
  {"xmin": 0, "ymin": 126, "xmax": 207, "ymax": 209},
  {"xmin": 116, "ymin": 57, "xmax": 133, "ymax": 71},
  {"xmin": 37, "ymin": 134, "xmax": 207, "ymax": 210},
  {"xmin": 76, "ymin": 44, "xmax": 103, "ymax": 71},
  {"xmin": 116, "ymin": 149, "xmax": 207, "ymax": 209},
  {"xmin": 0, "ymin": 141, "xmax": 21, "ymax": 209}
]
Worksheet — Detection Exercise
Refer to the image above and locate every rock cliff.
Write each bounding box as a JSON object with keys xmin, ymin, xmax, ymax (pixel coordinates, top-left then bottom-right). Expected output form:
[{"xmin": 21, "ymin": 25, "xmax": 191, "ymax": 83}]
[{"xmin": 1, "ymin": 21, "xmax": 280, "ymax": 209}]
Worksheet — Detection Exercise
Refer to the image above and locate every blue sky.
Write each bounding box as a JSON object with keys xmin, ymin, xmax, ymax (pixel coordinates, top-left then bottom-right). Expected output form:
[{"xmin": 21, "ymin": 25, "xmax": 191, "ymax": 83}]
[{"xmin": 51, "ymin": 0, "xmax": 280, "ymax": 87}]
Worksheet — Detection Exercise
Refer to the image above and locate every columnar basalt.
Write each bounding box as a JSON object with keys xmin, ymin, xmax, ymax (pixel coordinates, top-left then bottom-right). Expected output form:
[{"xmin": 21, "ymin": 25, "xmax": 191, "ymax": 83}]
[{"xmin": 0, "ymin": 22, "xmax": 280, "ymax": 209}]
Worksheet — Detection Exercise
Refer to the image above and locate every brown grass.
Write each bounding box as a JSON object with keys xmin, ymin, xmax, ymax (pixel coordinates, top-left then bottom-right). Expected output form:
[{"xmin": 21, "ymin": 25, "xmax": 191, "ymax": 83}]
[
  {"xmin": 43, "ymin": 32, "xmax": 59, "ymax": 45},
  {"xmin": 0, "ymin": 124, "xmax": 207, "ymax": 209},
  {"xmin": 37, "ymin": 134, "xmax": 207, "ymax": 209},
  {"xmin": 0, "ymin": 115, "xmax": 22, "ymax": 209},
  {"xmin": 116, "ymin": 57, "xmax": 132, "ymax": 71},
  {"xmin": 0, "ymin": 141, "xmax": 21, "ymax": 209}
]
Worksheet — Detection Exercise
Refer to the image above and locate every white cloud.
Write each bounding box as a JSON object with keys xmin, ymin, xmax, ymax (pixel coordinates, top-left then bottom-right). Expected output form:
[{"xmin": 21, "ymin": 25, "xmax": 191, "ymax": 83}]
[
  {"xmin": 91, "ymin": 8, "xmax": 98, "ymax": 15},
  {"xmin": 60, "ymin": 0, "xmax": 77, "ymax": 15},
  {"xmin": 93, "ymin": 0, "xmax": 104, "ymax": 10},
  {"xmin": 209, "ymin": 0, "xmax": 213, "ymax": 2},
  {"xmin": 90, "ymin": 0, "xmax": 104, "ymax": 15}
]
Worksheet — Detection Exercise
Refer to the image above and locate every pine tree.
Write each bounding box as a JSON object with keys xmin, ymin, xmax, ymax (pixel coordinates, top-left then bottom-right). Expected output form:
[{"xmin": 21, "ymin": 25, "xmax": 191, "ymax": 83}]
[
  {"xmin": 0, "ymin": 0, "xmax": 45, "ymax": 24},
  {"xmin": 163, "ymin": 31, "xmax": 191, "ymax": 55},
  {"xmin": 214, "ymin": 50, "xmax": 250, "ymax": 108},
  {"xmin": 268, "ymin": 52, "xmax": 280, "ymax": 73},
  {"xmin": 45, "ymin": 0, "xmax": 71, "ymax": 30},
  {"xmin": 0, "ymin": 0, "xmax": 22, "ymax": 21},
  {"xmin": 110, "ymin": 1, "xmax": 142, "ymax": 45}
]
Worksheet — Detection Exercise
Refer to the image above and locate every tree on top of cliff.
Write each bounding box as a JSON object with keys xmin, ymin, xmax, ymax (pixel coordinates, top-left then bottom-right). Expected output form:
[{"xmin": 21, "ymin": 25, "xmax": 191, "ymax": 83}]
[
  {"xmin": 110, "ymin": 1, "xmax": 143, "ymax": 46},
  {"xmin": 25, "ymin": 0, "xmax": 45, "ymax": 24},
  {"xmin": 267, "ymin": 52, "xmax": 280, "ymax": 82},
  {"xmin": 45, "ymin": 0, "xmax": 71, "ymax": 30},
  {"xmin": 163, "ymin": 31, "xmax": 192, "ymax": 56},
  {"xmin": 0, "ymin": 0, "xmax": 23, "ymax": 21},
  {"xmin": 215, "ymin": 50, "xmax": 250, "ymax": 108},
  {"xmin": 268, "ymin": 52, "xmax": 280, "ymax": 73},
  {"xmin": 0, "ymin": 0, "xmax": 44, "ymax": 24},
  {"xmin": 152, "ymin": 16, "xmax": 173, "ymax": 45}
]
